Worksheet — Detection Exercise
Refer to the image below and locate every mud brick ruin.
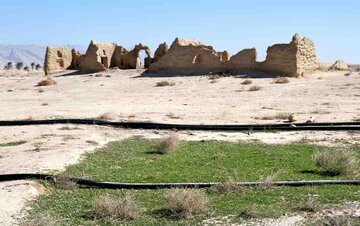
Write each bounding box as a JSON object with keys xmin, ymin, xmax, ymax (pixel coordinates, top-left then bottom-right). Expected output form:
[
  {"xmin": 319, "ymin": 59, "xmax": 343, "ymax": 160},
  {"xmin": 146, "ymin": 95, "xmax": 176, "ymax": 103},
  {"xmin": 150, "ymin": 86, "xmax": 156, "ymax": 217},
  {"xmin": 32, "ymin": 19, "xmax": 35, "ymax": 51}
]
[{"xmin": 44, "ymin": 33, "xmax": 319, "ymax": 77}]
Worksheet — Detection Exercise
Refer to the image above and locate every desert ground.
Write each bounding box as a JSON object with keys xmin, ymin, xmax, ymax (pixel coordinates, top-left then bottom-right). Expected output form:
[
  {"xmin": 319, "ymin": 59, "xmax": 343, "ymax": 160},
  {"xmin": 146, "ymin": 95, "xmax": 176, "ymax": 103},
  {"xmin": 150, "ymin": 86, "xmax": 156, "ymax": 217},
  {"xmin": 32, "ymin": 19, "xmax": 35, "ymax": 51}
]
[{"xmin": 0, "ymin": 68, "xmax": 360, "ymax": 225}]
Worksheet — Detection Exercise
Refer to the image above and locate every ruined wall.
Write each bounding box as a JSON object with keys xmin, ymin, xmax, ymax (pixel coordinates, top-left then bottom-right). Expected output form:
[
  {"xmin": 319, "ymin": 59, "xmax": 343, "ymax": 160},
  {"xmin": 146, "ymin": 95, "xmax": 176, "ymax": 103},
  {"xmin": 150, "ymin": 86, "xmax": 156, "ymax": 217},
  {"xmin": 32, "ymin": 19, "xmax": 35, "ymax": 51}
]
[
  {"xmin": 148, "ymin": 38, "xmax": 224, "ymax": 74},
  {"xmin": 293, "ymin": 34, "xmax": 319, "ymax": 76},
  {"xmin": 260, "ymin": 43, "xmax": 298, "ymax": 76},
  {"xmin": 227, "ymin": 48, "xmax": 258, "ymax": 71},
  {"xmin": 80, "ymin": 41, "xmax": 116, "ymax": 71},
  {"xmin": 153, "ymin": 42, "xmax": 168, "ymax": 62},
  {"xmin": 44, "ymin": 46, "xmax": 72, "ymax": 75},
  {"xmin": 149, "ymin": 34, "xmax": 318, "ymax": 77},
  {"xmin": 70, "ymin": 49, "xmax": 81, "ymax": 70},
  {"xmin": 260, "ymin": 34, "xmax": 318, "ymax": 76},
  {"xmin": 111, "ymin": 45, "xmax": 128, "ymax": 69}
]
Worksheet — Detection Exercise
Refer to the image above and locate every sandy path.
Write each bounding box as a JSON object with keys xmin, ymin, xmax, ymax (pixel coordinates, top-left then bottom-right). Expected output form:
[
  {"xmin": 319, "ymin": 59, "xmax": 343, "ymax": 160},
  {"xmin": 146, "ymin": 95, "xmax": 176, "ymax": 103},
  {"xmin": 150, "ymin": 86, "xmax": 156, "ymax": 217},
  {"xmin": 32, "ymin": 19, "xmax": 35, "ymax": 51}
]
[{"xmin": 0, "ymin": 69, "xmax": 359, "ymax": 225}]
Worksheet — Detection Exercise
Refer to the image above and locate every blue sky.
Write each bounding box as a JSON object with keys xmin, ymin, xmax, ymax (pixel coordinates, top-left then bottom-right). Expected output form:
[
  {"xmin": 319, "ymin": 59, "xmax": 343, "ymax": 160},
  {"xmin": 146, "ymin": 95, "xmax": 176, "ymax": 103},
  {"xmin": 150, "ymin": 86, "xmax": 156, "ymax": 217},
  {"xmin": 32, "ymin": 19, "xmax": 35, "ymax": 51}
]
[{"xmin": 0, "ymin": 0, "xmax": 359, "ymax": 63}]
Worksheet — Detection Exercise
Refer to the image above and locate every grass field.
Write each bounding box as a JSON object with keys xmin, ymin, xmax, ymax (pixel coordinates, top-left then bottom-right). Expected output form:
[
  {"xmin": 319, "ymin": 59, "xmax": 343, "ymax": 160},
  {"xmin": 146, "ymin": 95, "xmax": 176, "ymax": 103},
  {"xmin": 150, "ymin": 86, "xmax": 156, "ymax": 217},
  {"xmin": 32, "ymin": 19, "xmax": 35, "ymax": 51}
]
[{"xmin": 25, "ymin": 139, "xmax": 360, "ymax": 225}]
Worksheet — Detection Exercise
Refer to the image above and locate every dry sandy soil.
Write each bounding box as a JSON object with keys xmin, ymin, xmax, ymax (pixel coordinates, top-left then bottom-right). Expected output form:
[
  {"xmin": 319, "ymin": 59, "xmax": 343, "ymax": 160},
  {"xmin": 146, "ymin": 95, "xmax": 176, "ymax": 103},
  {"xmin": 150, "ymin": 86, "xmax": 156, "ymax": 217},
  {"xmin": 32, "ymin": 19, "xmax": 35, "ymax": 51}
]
[{"xmin": 0, "ymin": 68, "xmax": 359, "ymax": 225}]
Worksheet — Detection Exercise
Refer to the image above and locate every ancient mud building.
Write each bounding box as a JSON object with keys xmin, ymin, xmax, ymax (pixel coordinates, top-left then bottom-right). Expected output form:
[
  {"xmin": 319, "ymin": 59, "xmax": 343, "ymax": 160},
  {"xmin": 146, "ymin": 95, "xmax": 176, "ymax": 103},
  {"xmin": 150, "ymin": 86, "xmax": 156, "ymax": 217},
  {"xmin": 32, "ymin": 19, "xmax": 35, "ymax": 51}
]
[
  {"xmin": 44, "ymin": 33, "xmax": 319, "ymax": 76},
  {"xmin": 148, "ymin": 34, "xmax": 319, "ymax": 77},
  {"xmin": 44, "ymin": 46, "xmax": 72, "ymax": 75}
]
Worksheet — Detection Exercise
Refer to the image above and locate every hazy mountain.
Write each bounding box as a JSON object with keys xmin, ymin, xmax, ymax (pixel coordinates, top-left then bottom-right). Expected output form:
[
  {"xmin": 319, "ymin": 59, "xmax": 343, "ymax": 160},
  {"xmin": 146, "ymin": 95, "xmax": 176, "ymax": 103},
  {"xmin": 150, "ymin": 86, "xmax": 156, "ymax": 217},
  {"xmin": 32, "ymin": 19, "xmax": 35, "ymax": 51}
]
[{"xmin": 0, "ymin": 45, "xmax": 87, "ymax": 69}]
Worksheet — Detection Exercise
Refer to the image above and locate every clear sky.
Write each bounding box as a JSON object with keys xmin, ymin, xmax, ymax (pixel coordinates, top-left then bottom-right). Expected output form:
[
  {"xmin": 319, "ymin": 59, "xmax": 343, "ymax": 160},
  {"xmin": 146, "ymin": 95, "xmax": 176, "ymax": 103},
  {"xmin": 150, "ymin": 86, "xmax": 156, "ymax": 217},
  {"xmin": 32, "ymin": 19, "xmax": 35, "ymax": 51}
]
[{"xmin": 0, "ymin": 0, "xmax": 359, "ymax": 63}]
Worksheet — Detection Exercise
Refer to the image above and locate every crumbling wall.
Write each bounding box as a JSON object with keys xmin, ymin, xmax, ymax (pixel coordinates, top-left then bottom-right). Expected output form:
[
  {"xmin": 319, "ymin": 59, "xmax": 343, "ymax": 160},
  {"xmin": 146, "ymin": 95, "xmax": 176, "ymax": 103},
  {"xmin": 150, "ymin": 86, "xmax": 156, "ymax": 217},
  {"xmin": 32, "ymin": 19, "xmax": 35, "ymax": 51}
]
[
  {"xmin": 44, "ymin": 46, "xmax": 72, "ymax": 75},
  {"xmin": 260, "ymin": 34, "xmax": 318, "ymax": 76},
  {"xmin": 70, "ymin": 48, "xmax": 81, "ymax": 70},
  {"xmin": 80, "ymin": 41, "xmax": 116, "ymax": 71},
  {"xmin": 148, "ymin": 34, "xmax": 318, "ymax": 77},
  {"xmin": 227, "ymin": 48, "xmax": 258, "ymax": 71},
  {"xmin": 260, "ymin": 43, "xmax": 298, "ymax": 76},
  {"xmin": 153, "ymin": 42, "xmax": 168, "ymax": 62},
  {"xmin": 148, "ymin": 38, "xmax": 224, "ymax": 74},
  {"xmin": 293, "ymin": 34, "xmax": 319, "ymax": 76}
]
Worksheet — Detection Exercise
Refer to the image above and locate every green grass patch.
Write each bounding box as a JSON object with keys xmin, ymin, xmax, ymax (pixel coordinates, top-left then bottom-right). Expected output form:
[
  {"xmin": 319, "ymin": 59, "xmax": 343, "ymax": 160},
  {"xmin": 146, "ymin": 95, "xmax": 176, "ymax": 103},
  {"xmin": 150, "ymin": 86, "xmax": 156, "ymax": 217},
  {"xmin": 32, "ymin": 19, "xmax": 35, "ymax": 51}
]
[
  {"xmin": 0, "ymin": 140, "xmax": 27, "ymax": 147},
  {"xmin": 25, "ymin": 139, "xmax": 360, "ymax": 225}
]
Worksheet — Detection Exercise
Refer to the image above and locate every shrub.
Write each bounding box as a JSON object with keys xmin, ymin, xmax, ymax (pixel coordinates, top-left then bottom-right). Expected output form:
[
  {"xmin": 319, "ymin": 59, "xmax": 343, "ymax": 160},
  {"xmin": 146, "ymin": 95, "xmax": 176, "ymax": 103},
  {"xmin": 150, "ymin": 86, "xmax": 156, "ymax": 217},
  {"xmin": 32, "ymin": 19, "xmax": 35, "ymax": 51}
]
[
  {"xmin": 156, "ymin": 80, "xmax": 175, "ymax": 87},
  {"xmin": 241, "ymin": 79, "xmax": 253, "ymax": 85},
  {"xmin": 294, "ymin": 195, "xmax": 320, "ymax": 212},
  {"xmin": 166, "ymin": 188, "xmax": 209, "ymax": 219},
  {"xmin": 155, "ymin": 133, "xmax": 179, "ymax": 154},
  {"xmin": 37, "ymin": 78, "xmax": 57, "ymax": 86},
  {"xmin": 208, "ymin": 74, "xmax": 221, "ymax": 80},
  {"xmin": 94, "ymin": 195, "xmax": 139, "ymax": 221},
  {"xmin": 313, "ymin": 148, "xmax": 358, "ymax": 175},
  {"xmin": 211, "ymin": 179, "xmax": 239, "ymax": 193},
  {"xmin": 248, "ymin": 85, "xmax": 262, "ymax": 91},
  {"xmin": 96, "ymin": 112, "xmax": 116, "ymax": 121},
  {"xmin": 54, "ymin": 177, "xmax": 78, "ymax": 190},
  {"xmin": 273, "ymin": 76, "xmax": 289, "ymax": 84}
]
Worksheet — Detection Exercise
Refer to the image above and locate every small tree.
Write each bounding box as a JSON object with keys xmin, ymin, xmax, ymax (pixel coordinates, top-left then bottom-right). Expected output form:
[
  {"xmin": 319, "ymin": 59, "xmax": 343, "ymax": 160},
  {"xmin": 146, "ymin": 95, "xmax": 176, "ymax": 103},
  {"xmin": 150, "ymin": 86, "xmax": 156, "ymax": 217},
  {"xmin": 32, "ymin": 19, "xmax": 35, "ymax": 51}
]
[
  {"xmin": 3, "ymin": 62, "xmax": 13, "ymax": 70},
  {"xmin": 24, "ymin": 66, "xmax": 30, "ymax": 71},
  {"xmin": 31, "ymin": 62, "xmax": 36, "ymax": 70},
  {"xmin": 15, "ymin": 62, "xmax": 24, "ymax": 70},
  {"xmin": 35, "ymin": 64, "xmax": 42, "ymax": 70}
]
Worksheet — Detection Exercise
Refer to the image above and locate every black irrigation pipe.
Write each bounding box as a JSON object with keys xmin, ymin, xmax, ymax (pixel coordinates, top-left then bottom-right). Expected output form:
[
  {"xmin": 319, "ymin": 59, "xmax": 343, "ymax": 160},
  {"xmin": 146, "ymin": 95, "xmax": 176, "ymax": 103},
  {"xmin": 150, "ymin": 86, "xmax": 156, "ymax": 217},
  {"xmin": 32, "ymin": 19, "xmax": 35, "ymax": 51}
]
[
  {"xmin": 1, "ymin": 174, "xmax": 360, "ymax": 189},
  {"xmin": 0, "ymin": 119, "xmax": 360, "ymax": 131}
]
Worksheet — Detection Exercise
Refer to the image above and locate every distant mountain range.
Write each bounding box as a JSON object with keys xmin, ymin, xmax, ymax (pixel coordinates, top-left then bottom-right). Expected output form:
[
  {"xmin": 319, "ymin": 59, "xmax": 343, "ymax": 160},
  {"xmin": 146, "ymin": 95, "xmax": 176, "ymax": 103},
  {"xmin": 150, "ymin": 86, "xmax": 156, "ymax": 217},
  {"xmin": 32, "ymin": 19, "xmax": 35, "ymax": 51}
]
[{"xmin": 0, "ymin": 45, "xmax": 87, "ymax": 69}]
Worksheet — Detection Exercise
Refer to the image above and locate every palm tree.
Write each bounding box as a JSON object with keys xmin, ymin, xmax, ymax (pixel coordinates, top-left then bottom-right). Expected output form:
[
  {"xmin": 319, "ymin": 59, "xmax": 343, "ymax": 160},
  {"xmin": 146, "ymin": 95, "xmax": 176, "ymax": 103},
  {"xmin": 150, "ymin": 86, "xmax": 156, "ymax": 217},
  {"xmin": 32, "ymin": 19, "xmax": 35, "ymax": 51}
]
[
  {"xmin": 35, "ymin": 64, "xmax": 42, "ymax": 70},
  {"xmin": 3, "ymin": 62, "xmax": 13, "ymax": 70},
  {"xmin": 15, "ymin": 62, "xmax": 24, "ymax": 70},
  {"xmin": 31, "ymin": 62, "xmax": 36, "ymax": 70}
]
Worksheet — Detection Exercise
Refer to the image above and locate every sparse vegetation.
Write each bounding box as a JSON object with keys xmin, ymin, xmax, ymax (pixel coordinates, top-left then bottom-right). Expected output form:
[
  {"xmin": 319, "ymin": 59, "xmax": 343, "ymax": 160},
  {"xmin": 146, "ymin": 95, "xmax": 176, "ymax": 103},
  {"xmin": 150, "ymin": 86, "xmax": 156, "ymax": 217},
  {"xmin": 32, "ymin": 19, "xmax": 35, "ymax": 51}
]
[
  {"xmin": 35, "ymin": 64, "xmax": 42, "ymax": 70},
  {"xmin": 241, "ymin": 79, "xmax": 253, "ymax": 85},
  {"xmin": 94, "ymin": 195, "xmax": 140, "ymax": 222},
  {"xmin": 155, "ymin": 133, "xmax": 179, "ymax": 154},
  {"xmin": 273, "ymin": 76, "xmax": 289, "ymax": 84},
  {"xmin": 313, "ymin": 148, "xmax": 358, "ymax": 176},
  {"xmin": 166, "ymin": 188, "xmax": 209, "ymax": 219},
  {"xmin": 156, "ymin": 80, "xmax": 175, "ymax": 87},
  {"xmin": 36, "ymin": 78, "xmax": 57, "ymax": 86},
  {"xmin": 24, "ymin": 140, "xmax": 360, "ymax": 225},
  {"xmin": 248, "ymin": 85, "xmax": 262, "ymax": 91}
]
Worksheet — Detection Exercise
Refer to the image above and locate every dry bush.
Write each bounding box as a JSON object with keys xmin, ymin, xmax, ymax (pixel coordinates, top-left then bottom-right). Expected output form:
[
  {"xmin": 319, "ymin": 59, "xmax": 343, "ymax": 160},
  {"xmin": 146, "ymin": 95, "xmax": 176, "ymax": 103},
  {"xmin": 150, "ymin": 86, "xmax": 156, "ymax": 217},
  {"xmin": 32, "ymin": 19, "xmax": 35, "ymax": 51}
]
[
  {"xmin": 211, "ymin": 179, "xmax": 239, "ymax": 193},
  {"xmin": 294, "ymin": 195, "xmax": 320, "ymax": 212},
  {"xmin": 22, "ymin": 212, "xmax": 64, "ymax": 226},
  {"xmin": 248, "ymin": 85, "xmax": 262, "ymax": 92},
  {"xmin": 313, "ymin": 148, "xmax": 358, "ymax": 176},
  {"xmin": 37, "ymin": 78, "xmax": 57, "ymax": 86},
  {"xmin": 94, "ymin": 195, "xmax": 139, "ymax": 222},
  {"xmin": 273, "ymin": 76, "xmax": 289, "ymax": 84},
  {"xmin": 156, "ymin": 80, "xmax": 175, "ymax": 87},
  {"xmin": 155, "ymin": 133, "xmax": 179, "ymax": 154},
  {"xmin": 166, "ymin": 188, "xmax": 209, "ymax": 219},
  {"xmin": 96, "ymin": 112, "xmax": 116, "ymax": 121},
  {"xmin": 238, "ymin": 206, "xmax": 263, "ymax": 219},
  {"xmin": 166, "ymin": 112, "xmax": 182, "ymax": 119},
  {"xmin": 241, "ymin": 79, "xmax": 253, "ymax": 85},
  {"xmin": 259, "ymin": 112, "xmax": 289, "ymax": 121},
  {"xmin": 54, "ymin": 177, "xmax": 78, "ymax": 190},
  {"xmin": 208, "ymin": 74, "xmax": 221, "ymax": 80}
]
